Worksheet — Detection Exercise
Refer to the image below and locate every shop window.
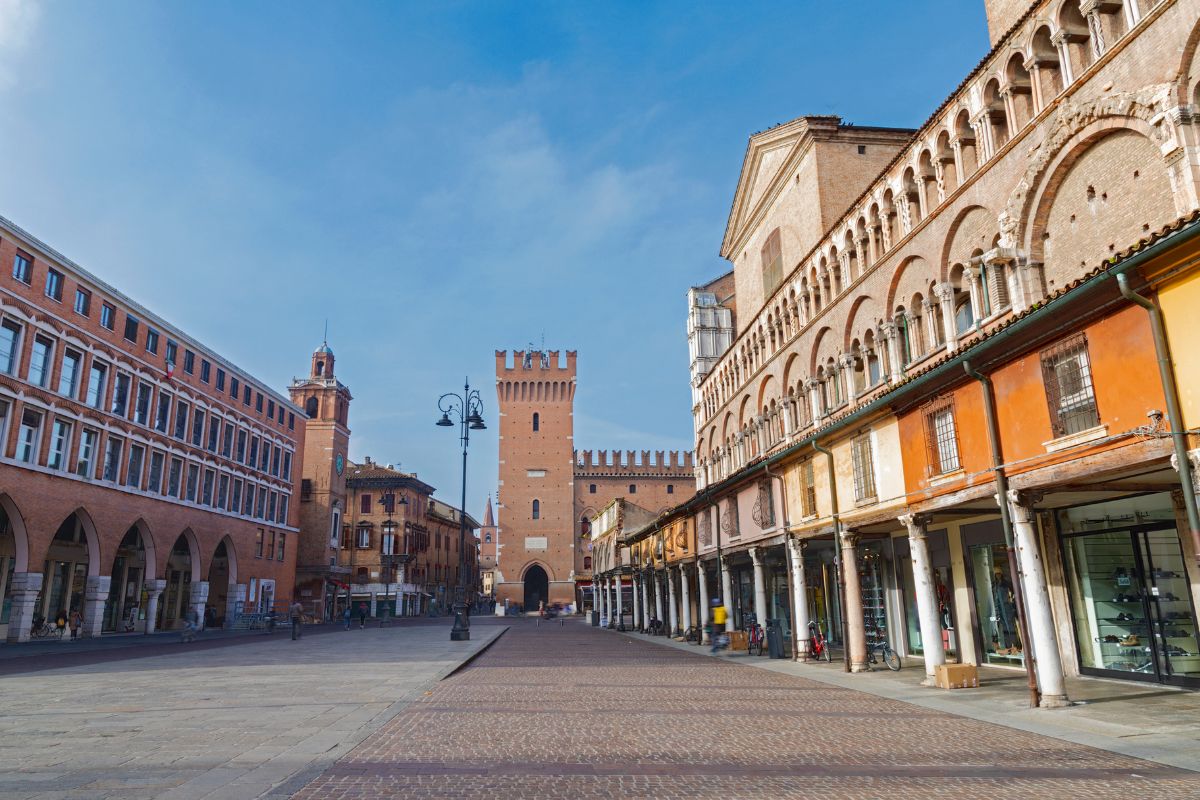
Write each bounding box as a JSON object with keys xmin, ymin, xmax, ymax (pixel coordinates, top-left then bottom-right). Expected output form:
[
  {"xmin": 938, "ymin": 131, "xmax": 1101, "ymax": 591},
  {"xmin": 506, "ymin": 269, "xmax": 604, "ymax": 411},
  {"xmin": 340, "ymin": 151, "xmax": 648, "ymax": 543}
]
[
  {"xmin": 851, "ymin": 432, "xmax": 877, "ymax": 502},
  {"xmin": 922, "ymin": 398, "xmax": 961, "ymax": 475},
  {"xmin": 1040, "ymin": 333, "xmax": 1099, "ymax": 437}
]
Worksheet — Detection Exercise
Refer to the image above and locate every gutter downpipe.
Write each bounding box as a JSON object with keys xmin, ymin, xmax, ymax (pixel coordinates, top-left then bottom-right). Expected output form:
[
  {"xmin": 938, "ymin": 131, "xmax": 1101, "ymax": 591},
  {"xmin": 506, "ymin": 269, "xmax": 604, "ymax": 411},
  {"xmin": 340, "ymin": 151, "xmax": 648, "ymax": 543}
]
[
  {"xmin": 763, "ymin": 462, "xmax": 800, "ymax": 661},
  {"xmin": 1117, "ymin": 273, "xmax": 1200, "ymax": 566},
  {"xmin": 964, "ymin": 360, "xmax": 1040, "ymax": 709},
  {"xmin": 812, "ymin": 439, "xmax": 850, "ymax": 673}
]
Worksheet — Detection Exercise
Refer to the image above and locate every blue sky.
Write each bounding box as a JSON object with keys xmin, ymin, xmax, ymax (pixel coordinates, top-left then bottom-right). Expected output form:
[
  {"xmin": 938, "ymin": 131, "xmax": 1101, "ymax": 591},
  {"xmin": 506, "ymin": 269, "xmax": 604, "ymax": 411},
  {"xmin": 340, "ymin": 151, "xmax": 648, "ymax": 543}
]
[{"xmin": 0, "ymin": 1, "xmax": 987, "ymax": 520}]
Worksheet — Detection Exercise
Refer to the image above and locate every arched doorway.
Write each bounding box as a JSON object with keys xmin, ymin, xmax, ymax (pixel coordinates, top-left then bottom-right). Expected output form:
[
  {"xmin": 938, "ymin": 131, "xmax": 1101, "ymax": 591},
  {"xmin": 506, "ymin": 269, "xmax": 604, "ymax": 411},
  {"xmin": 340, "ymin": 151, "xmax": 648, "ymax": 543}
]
[
  {"xmin": 523, "ymin": 564, "xmax": 548, "ymax": 612},
  {"xmin": 0, "ymin": 501, "xmax": 25, "ymax": 637},
  {"xmin": 207, "ymin": 538, "xmax": 236, "ymax": 627},
  {"xmin": 104, "ymin": 525, "xmax": 150, "ymax": 632},
  {"xmin": 40, "ymin": 513, "xmax": 92, "ymax": 622},
  {"xmin": 159, "ymin": 533, "xmax": 195, "ymax": 630}
]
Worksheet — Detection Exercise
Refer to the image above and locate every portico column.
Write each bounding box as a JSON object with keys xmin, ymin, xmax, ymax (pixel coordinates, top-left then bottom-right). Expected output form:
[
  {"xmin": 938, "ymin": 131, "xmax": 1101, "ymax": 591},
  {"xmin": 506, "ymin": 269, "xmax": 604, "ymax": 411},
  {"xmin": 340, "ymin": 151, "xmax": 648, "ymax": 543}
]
[
  {"xmin": 841, "ymin": 530, "xmax": 869, "ymax": 672},
  {"xmin": 667, "ymin": 567, "xmax": 679, "ymax": 635},
  {"xmin": 143, "ymin": 579, "xmax": 167, "ymax": 634},
  {"xmin": 653, "ymin": 571, "xmax": 664, "ymax": 628},
  {"xmin": 901, "ymin": 513, "xmax": 946, "ymax": 686},
  {"xmin": 697, "ymin": 563, "xmax": 711, "ymax": 644},
  {"xmin": 719, "ymin": 558, "xmax": 734, "ymax": 632},
  {"xmin": 1006, "ymin": 490, "xmax": 1069, "ymax": 707},
  {"xmin": 81, "ymin": 575, "xmax": 112, "ymax": 638},
  {"xmin": 225, "ymin": 583, "xmax": 245, "ymax": 629},
  {"xmin": 631, "ymin": 572, "xmax": 641, "ymax": 631},
  {"xmin": 190, "ymin": 580, "xmax": 210, "ymax": 630},
  {"xmin": 787, "ymin": 538, "xmax": 811, "ymax": 660},
  {"xmin": 680, "ymin": 566, "xmax": 692, "ymax": 636},
  {"xmin": 963, "ymin": 265, "xmax": 984, "ymax": 323},
  {"xmin": 934, "ymin": 282, "xmax": 958, "ymax": 351},
  {"xmin": 5, "ymin": 572, "xmax": 43, "ymax": 643},
  {"xmin": 643, "ymin": 573, "xmax": 652, "ymax": 630},
  {"xmin": 750, "ymin": 547, "xmax": 768, "ymax": 629},
  {"xmin": 881, "ymin": 322, "xmax": 903, "ymax": 383}
]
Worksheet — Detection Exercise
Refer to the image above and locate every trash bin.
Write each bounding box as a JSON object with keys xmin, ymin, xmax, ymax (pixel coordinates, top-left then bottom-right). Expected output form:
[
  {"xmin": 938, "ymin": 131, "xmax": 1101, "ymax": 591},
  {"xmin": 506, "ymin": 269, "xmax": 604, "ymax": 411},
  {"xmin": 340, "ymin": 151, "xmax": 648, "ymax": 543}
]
[
  {"xmin": 591, "ymin": 610, "xmax": 600, "ymax": 626},
  {"xmin": 766, "ymin": 618, "xmax": 784, "ymax": 659}
]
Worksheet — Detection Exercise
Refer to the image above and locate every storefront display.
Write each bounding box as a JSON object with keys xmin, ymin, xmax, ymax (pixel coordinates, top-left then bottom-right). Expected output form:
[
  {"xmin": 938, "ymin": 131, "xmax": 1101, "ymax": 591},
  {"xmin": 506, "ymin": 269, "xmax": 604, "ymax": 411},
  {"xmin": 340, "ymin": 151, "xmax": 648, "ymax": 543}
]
[
  {"xmin": 1060, "ymin": 495, "xmax": 1199, "ymax": 687},
  {"xmin": 803, "ymin": 541, "xmax": 841, "ymax": 646},
  {"xmin": 962, "ymin": 520, "xmax": 1024, "ymax": 667},
  {"xmin": 858, "ymin": 539, "xmax": 894, "ymax": 653}
]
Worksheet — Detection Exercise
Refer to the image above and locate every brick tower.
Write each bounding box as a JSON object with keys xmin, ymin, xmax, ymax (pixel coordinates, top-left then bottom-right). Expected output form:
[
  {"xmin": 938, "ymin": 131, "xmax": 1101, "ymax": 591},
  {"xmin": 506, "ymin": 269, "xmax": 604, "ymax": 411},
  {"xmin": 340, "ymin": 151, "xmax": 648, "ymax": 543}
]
[
  {"xmin": 289, "ymin": 341, "xmax": 353, "ymax": 619},
  {"xmin": 494, "ymin": 349, "xmax": 577, "ymax": 610}
]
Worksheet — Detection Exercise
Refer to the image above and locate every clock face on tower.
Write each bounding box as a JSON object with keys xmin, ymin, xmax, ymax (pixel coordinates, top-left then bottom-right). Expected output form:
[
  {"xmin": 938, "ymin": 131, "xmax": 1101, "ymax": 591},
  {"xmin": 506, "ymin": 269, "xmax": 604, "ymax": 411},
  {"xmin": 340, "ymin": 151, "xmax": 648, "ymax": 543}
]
[{"xmin": 335, "ymin": 453, "xmax": 345, "ymax": 475}]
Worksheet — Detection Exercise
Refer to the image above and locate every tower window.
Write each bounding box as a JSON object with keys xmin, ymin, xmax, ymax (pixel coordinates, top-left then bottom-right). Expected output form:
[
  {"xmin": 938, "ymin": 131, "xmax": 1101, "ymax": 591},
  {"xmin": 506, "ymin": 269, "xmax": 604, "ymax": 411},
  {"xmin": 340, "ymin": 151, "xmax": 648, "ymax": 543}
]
[
  {"xmin": 316, "ymin": 360, "xmax": 324, "ymax": 376},
  {"xmin": 589, "ymin": 484, "xmax": 596, "ymax": 494},
  {"xmin": 532, "ymin": 499, "xmax": 540, "ymax": 520},
  {"xmin": 629, "ymin": 484, "xmax": 637, "ymax": 494},
  {"xmin": 305, "ymin": 397, "xmax": 318, "ymax": 418},
  {"xmin": 532, "ymin": 412, "xmax": 539, "ymax": 432},
  {"xmin": 667, "ymin": 484, "xmax": 674, "ymax": 494}
]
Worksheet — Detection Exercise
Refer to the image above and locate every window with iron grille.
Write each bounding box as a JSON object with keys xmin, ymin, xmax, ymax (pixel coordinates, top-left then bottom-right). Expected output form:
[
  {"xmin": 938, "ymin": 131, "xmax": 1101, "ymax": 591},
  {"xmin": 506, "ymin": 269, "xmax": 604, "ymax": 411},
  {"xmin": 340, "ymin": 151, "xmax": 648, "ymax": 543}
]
[
  {"xmin": 851, "ymin": 432, "xmax": 877, "ymax": 502},
  {"xmin": 721, "ymin": 497, "xmax": 740, "ymax": 538},
  {"xmin": 1040, "ymin": 333, "xmax": 1099, "ymax": 437},
  {"xmin": 799, "ymin": 459, "xmax": 817, "ymax": 517},
  {"xmin": 752, "ymin": 479, "xmax": 775, "ymax": 528},
  {"xmin": 922, "ymin": 398, "xmax": 961, "ymax": 475}
]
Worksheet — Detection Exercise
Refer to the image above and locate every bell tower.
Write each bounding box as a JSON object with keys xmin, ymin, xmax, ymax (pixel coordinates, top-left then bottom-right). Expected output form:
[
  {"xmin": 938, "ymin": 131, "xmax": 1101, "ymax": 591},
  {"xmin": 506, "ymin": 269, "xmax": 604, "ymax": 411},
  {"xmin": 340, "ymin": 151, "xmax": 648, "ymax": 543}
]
[
  {"xmin": 494, "ymin": 348, "xmax": 577, "ymax": 610},
  {"xmin": 289, "ymin": 341, "xmax": 353, "ymax": 617}
]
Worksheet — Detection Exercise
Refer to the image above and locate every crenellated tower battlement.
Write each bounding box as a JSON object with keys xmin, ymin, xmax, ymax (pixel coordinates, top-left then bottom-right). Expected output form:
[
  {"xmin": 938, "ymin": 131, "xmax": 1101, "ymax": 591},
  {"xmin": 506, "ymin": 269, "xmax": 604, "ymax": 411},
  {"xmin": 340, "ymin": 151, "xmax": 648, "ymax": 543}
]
[{"xmin": 574, "ymin": 449, "xmax": 693, "ymax": 477}]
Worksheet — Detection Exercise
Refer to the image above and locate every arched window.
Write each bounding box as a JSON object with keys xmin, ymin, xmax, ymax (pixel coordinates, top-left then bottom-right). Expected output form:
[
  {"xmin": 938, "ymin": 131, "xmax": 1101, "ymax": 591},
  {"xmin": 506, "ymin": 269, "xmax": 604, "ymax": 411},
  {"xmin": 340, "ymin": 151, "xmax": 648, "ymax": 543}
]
[
  {"xmin": 484, "ymin": 532, "xmax": 492, "ymax": 543},
  {"xmin": 305, "ymin": 396, "xmax": 318, "ymax": 418},
  {"xmin": 532, "ymin": 499, "xmax": 540, "ymax": 520},
  {"xmin": 532, "ymin": 412, "xmax": 539, "ymax": 432}
]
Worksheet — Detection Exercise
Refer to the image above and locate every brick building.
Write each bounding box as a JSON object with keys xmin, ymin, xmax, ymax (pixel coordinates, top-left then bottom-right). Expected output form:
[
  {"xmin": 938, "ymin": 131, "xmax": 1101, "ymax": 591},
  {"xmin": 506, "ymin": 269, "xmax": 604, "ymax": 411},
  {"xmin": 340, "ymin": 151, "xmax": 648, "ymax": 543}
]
[
  {"xmin": 338, "ymin": 459, "xmax": 480, "ymax": 618},
  {"xmin": 619, "ymin": 0, "xmax": 1200, "ymax": 697},
  {"xmin": 0, "ymin": 215, "xmax": 304, "ymax": 641},
  {"xmin": 492, "ymin": 348, "xmax": 693, "ymax": 612}
]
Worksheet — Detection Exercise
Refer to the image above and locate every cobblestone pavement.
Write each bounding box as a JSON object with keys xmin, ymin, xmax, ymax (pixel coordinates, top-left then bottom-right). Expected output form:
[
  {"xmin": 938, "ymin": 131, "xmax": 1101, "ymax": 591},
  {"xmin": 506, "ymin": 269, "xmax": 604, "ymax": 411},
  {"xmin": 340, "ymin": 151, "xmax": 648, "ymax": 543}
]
[
  {"xmin": 0, "ymin": 618, "xmax": 504, "ymax": 800},
  {"xmin": 293, "ymin": 618, "xmax": 1200, "ymax": 800}
]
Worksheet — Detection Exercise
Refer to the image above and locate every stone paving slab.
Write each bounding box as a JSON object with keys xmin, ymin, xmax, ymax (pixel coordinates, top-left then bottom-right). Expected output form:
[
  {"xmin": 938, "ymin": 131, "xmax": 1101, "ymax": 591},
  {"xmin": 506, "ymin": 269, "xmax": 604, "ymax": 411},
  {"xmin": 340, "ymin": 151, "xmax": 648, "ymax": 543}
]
[
  {"xmin": 0, "ymin": 619, "xmax": 506, "ymax": 800},
  {"xmin": 618, "ymin": 625, "xmax": 1200, "ymax": 773},
  {"xmin": 292, "ymin": 617, "xmax": 1200, "ymax": 799}
]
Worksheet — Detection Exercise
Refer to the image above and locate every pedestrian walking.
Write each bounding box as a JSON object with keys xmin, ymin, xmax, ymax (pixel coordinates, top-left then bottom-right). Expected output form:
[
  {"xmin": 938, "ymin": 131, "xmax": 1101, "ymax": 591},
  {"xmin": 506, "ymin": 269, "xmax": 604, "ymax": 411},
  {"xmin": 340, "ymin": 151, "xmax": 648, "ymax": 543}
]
[
  {"xmin": 709, "ymin": 598, "xmax": 729, "ymax": 654},
  {"xmin": 357, "ymin": 602, "xmax": 368, "ymax": 629},
  {"xmin": 68, "ymin": 608, "xmax": 82, "ymax": 640},
  {"xmin": 181, "ymin": 607, "xmax": 200, "ymax": 643},
  {"xmin": 342, "ymin": 606, "xmax": 352, "ymax": 630},
  {"xmin": 290, "ymin": 599, "xmax": 304, "ymax": 640}
]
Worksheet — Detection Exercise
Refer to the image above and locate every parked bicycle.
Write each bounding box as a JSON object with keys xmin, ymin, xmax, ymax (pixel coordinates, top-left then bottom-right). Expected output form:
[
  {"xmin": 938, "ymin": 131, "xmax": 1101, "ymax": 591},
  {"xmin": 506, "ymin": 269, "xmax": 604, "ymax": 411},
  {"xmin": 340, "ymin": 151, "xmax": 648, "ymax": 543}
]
[
  {"xmin": 647, "ymin": 618, "xmax": 665, "ymax": 636},
  {"xmin": 30, "ymin": 618, "xmax": 62, "ymax": 640},
  {"xmin": 866, "ymin": 630, "xmax": 902, "ymax": 671},
  {"xmin": 747, "ymin": 622, "xmax": 765, "ymax": 656},
  {"xmin": 683, "ymin": 625, "xmax": 701, "ymax": 643},
  {"xmin": 807, "ymin": 620, "xmax": 833, "ymax": 662}
]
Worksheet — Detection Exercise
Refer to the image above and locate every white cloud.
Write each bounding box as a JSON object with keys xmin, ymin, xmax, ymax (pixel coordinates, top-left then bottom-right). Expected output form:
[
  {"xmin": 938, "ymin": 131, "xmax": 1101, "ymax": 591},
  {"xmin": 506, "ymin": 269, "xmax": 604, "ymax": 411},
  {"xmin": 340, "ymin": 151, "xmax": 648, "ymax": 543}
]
[{"xmin": 0, "ymin": 0, "xmax": 39, "ymax": 89}]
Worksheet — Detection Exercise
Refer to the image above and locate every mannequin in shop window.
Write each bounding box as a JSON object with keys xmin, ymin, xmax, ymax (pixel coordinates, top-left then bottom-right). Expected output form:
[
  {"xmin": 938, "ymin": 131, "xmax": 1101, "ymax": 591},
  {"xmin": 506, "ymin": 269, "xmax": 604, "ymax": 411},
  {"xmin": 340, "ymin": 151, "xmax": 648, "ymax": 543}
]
[{"xmin": 991, "ymin": 566, "xmax": 1020, "ymax": 655}]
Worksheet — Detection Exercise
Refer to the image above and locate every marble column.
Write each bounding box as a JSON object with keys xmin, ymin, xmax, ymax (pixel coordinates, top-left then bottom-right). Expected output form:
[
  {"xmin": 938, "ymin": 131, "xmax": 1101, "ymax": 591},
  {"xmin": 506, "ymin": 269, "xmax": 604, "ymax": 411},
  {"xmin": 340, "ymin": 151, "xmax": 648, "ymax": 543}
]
[
  {"xmin": 190, "ymin": 580, "xmax": 210, "ymax": 630},
  {"xmin": 1006, "ymin": 490, "xmax": 1070, "ymax": 707},
  {"xmin": 5, "ymin": 572, "xmax": 43, "ymax": 643},
  {"xmin": 697, "ymin": 563, "xmax": 711, "ymax": 644},
  {"xmin": 632, "ymin": 573, "xmax": 641, "ymax": 632},
  {"xmin": 680, "ymin": 566, "xmax": 692, "ymax": 636},
  {"xmin": 901, "ymin": 513, "xmax": 946, "ymax": 685},
  {"xmin": 750, "ymin": 547, "xmax": 768, "ymax": 629},
  {"xmin": 143, "ymin": 579, "xmax": 167, "ymax": 634},
  {"xmin": 667, "ymin": 567, "xmax": 679, "ymax": 635},
  {"xmin": 787, "ymin": 538, "xmax": 811, "ymax": 660},
  {"xmin": 225, "ymin": 583, "xmax": 245, "ymax": 628},
  {"xmin": 720, "ymin": 557, "xmax": 735, "ymax": 632},
  {"xmin": 653, "ymin": 572, "xmax": 664, "ymax": 629},
  {"xmin": 81, "ymin": 575, "xmax": 112, "ymax": 638},
  {"xmin": 841, "ymin": 531, "xmax": 869, "ymax": 672},
  {"xmin": 643, "ymin": 574, "xmax": 652, "ymax": 630}
]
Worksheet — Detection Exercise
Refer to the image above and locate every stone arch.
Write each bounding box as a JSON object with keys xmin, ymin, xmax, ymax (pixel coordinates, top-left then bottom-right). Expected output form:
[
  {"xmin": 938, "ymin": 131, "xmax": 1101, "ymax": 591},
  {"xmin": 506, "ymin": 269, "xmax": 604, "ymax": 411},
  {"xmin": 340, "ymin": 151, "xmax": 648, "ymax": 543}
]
[
  {"xmin": 66, "ymin": 507, "xmax": 102, "ymax": 577},
  {"xmin": 1021, "ymin": 122, "xmax": 1175, "ymax": 286},
  {"xmin": 887, "ymin": 255, "xmax": 935, "ymax": 312},
  {"xmin": 1056, "ymin": 0, "xmax": 1092, "ymax": 80},
  {"xmin": 809, "ymin": 325, "xmax": 839, "ymax": 376},
  {"xmin": 756, "ymin": 374, "xmax": 778, "ymax": 410},
  {"xmin": 737, "ymin": 394, "xmax": 753, "ymax": 428},
  {"xmin": 128, "ymin": 518, "xmax": 159, "ymax": 581},
  {"xmin": 841, "ymin": 295, "xmax": 876, "ymax": 351},
  {"xmin": 0, "ymin": 494, "xmax": 30, "ymax": 572},
  {"xmin": 781, "ymin": 352, "xmax": 802, "ymax": 394},
  {"xmin": 175, "ymin": 527, "xmax": 203, "ymax": 581},
  {"xmin": 940, "ymin": 205, "xmax": 996, "ymax": 282}
]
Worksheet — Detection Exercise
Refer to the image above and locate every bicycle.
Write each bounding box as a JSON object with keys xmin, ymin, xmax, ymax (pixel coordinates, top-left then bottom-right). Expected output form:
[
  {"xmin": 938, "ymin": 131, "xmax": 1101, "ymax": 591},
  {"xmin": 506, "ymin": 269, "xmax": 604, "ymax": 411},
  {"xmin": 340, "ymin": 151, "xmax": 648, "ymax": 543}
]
[
  {"xmin": 866, "ymin": 632, "xmax": 902, "ymax": 671},
  {"xmin": 807, "ymin": 620, "xmax": 833, "ymax": 662},
  {"xmin": 683, "ymin": 625, "xmax": 701, "ymax": 644},
  {"xmin": 747, "ymin": 623, "xmax": 765, "ymax": 656},
  {"xmin": 31, "ymin": 621, "xmax": 63, "ymax": 640}
]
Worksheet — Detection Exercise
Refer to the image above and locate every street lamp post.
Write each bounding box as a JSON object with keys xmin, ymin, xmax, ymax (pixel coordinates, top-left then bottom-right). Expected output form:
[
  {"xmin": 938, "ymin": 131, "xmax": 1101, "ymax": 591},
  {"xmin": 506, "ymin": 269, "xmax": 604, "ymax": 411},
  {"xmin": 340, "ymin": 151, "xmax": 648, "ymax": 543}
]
[{"xmin": 436, "ymin": 377, "xmax": 486, "ymax": 642}]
